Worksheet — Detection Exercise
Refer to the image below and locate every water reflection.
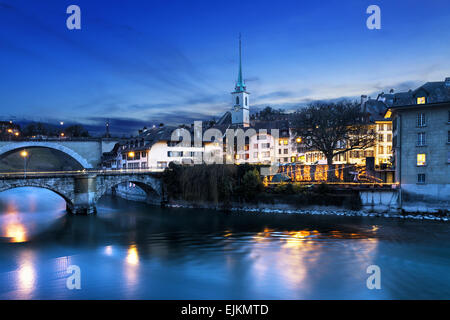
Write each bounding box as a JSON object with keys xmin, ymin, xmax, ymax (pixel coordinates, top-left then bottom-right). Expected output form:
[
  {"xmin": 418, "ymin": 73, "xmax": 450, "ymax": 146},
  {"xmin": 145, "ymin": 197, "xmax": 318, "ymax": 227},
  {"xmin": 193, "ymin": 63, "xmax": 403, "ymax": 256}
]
[
  {"xmin": 1, "ymin": 189, "xmax": 450, "ymax": 299},
  {"xmin": 0, "ymin": 187, "xmax": 65, "ymax": 243},
  {"xmin": 126, "ymin": 245, "xmax": 139, "ymax": 266}
]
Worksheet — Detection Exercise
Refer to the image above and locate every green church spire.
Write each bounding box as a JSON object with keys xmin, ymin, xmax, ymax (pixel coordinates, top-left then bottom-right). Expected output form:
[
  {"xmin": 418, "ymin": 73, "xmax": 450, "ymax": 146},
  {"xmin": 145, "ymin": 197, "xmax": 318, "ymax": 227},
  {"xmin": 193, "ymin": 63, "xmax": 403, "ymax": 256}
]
[{"xmin": 235, "ymin": 34, "xmax": 246, "ymax": 92}]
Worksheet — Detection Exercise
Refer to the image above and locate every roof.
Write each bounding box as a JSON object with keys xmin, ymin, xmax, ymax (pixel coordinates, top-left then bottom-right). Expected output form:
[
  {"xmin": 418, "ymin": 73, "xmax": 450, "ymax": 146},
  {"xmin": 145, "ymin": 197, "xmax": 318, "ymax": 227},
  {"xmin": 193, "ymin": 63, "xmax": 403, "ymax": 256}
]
[
  {"xmin": 391, "ymin": 78, "xmax": 450, "ymax": 108},
  {"xmin": 362, "ymin": 99, "xmax": 390, "ymax": 122}
]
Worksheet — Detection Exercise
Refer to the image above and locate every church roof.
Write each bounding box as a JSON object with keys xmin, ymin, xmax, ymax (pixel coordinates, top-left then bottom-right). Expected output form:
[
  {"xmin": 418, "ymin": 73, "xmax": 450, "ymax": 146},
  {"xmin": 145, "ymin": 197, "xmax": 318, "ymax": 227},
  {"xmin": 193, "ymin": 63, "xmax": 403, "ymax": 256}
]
[{"xmin": 234, "ymin": 35, "xmax": 246, "ymax": 93}]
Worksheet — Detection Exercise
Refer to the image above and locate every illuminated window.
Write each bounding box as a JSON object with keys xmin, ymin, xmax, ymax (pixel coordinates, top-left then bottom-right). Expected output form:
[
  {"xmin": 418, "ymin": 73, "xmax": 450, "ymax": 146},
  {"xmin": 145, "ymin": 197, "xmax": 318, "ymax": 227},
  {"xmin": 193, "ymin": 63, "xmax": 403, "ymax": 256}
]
[
  {"xmin": 379, "ymin": 146, "xmax": 384, "ymax": 154},
  {"xmin": 384, "ymin": 110, "xmax": 392, "ymax": 119},
  {"xmin": 417, "ymin": 154, "xmax": 426, "ymax": 166},
  {"xmin": 417, "ymin": 97, "xmax": 426, "ymax": 104},
  {"xmin": 283, "ymin": 140, "xmax": 288, "ymax": 145}
]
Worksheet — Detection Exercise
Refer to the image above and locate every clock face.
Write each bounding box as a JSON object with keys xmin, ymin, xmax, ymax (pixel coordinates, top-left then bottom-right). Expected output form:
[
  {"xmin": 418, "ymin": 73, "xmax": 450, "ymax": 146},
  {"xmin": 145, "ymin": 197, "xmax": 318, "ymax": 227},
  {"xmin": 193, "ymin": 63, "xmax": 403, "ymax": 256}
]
[{"xmin": 234, "ymin": 105, "xmax": 240, "ymax": 111}]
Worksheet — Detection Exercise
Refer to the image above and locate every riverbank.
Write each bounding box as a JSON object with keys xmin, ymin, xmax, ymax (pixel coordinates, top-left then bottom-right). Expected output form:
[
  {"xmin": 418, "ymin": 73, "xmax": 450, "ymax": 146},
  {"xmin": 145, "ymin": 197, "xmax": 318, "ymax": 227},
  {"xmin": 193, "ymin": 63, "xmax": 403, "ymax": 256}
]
[{"xmin": 165, "ymin": 200, "xmax": 450, "ymax": 222}]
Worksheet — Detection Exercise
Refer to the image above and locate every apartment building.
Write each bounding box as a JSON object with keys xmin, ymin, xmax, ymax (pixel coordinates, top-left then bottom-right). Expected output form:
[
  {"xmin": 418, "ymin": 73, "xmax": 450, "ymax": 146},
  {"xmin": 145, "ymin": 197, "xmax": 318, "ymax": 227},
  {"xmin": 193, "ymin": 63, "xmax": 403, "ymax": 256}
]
[{"xmin": 390, "ymin": 77, "xmax": 450, "ymax": 211}]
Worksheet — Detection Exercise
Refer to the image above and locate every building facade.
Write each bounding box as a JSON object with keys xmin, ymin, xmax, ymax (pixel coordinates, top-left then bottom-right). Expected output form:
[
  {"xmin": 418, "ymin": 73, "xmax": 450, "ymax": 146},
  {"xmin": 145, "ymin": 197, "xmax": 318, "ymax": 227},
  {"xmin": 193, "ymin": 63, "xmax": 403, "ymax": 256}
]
[{"xmin": 391, "ymin": 77, "xmax": 450, "ymax": 212}]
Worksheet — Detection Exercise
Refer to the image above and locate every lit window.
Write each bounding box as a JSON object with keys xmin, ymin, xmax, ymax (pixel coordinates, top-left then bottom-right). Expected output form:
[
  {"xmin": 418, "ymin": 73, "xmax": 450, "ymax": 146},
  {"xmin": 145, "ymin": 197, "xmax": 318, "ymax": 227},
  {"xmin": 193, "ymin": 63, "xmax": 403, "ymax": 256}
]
[
  {"xmin": 384, "ymin": 110, "xmax": 392, "ymax": 119},
  {"xmin": 417, "ymin": 154, "xmax": 426, "ymax": 166},
  {"xmin": 417, "ymin": 97, "xmax": 426, "ymax": 104},
  {"xmin": 283, "ymin": 140, "xmax": 288, "ymax": 145}
]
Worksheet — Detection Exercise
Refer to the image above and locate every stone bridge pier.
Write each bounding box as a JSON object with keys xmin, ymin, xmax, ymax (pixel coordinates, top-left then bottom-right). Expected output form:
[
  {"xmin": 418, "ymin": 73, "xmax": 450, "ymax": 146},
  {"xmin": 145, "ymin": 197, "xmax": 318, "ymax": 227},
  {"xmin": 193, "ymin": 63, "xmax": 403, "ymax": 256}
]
[{"xmin": 0, "ymin": 173, "xmax": 163, "ymax": 215}]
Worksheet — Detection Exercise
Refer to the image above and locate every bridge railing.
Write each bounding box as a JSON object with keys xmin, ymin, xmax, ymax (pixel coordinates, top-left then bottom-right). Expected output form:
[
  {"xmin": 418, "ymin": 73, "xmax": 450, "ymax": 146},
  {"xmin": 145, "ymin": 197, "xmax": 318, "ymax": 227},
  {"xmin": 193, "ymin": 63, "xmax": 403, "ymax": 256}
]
[{"xmin": 0, "ymin": 167, "xmax": 165, "ymax": 178}]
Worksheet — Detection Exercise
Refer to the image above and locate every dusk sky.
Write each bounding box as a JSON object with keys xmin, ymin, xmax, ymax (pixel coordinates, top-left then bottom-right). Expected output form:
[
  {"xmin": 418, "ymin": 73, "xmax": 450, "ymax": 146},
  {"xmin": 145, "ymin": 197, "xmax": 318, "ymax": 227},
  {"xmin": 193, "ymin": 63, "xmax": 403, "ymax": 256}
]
[{"xmin": 1, "ymin": 0, "xmax": 450, "ymax": 135}]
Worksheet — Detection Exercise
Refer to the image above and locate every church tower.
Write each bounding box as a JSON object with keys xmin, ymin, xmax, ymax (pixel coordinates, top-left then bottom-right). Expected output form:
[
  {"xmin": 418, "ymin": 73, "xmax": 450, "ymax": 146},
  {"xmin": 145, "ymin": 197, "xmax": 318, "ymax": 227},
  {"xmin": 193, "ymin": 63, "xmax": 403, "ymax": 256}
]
[{"xmin": 231, "ymin": 35, "xmax": 250, "ymax": 127}]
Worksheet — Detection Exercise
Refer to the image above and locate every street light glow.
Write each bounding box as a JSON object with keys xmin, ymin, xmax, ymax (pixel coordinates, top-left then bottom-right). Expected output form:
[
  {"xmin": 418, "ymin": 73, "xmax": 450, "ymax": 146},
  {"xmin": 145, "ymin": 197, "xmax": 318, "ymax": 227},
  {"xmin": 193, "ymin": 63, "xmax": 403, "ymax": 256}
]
[
  {"xmin": 128, "ymin": 151, "xmax": 135, "ymax": 158},
  {"xmin": 20, "ymin": 150, "xmax": 28, "ymax": 158}
]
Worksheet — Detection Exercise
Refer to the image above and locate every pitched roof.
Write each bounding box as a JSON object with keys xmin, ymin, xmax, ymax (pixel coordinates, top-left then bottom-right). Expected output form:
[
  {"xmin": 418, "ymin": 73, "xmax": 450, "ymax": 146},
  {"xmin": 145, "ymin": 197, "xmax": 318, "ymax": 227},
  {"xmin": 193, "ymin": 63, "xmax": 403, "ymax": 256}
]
[{"xmin": 392, "ymin": 78, "xmax": 450, "ymax": 107}]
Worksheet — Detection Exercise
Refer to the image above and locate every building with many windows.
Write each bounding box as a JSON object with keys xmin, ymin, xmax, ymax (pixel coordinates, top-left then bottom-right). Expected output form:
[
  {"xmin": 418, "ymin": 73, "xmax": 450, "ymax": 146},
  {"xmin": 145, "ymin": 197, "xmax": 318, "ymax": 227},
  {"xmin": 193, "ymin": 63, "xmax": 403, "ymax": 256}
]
[{"xmin": 390, "ymin": 77, "xmax": 450, "ymax": 211}]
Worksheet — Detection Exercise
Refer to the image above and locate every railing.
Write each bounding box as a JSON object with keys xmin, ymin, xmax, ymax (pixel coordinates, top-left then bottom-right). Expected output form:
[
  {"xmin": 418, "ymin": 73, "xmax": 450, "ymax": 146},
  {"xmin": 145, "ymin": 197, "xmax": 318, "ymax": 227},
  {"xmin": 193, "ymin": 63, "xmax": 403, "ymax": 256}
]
[{"xmin": 0, "ymin": 167, "xmax": 165, "ymax": 178}]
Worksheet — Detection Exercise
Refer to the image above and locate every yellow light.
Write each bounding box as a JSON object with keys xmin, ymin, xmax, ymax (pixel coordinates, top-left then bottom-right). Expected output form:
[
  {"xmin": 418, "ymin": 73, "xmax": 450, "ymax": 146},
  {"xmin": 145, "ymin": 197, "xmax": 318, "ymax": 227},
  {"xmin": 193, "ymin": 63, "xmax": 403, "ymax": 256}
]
[
  {"xmin": 7, "ymin": 129, "xmax": 13, "ymax": 133},
  {"xmin": 384, "ymin": 110, "xmax": 392, "ymax": 119},
  {"xmin": 126, "ymin": 245, "xmax": 139, "ymax": 265},
  {"xmin": 60, "ymin": 132, "xmax": 65, "ymax": 137},
  {"xmin": 14, "ymin": 132, "xmax": 19, "ymax": 136},
  {"xmin": 128, "ymin": 151, "xmax": 135, "ymax": 158},
  {"xmin": 5, "ymin": 223, "xmax": 27, "ymax": 243},
  {"xmin": 417, "ymin": 97, "xmax": 426, "ymax": 105},
  {"xmin": 417, "ymin": 154, "xmax": 426, "ymax": 166},
  {"xmin": 20, "ymin": 150, "xmax": 28, "ymax": 158},
  {"xmin": 296, "ymin": 137, "xmax": 302, "ymax": 143}
]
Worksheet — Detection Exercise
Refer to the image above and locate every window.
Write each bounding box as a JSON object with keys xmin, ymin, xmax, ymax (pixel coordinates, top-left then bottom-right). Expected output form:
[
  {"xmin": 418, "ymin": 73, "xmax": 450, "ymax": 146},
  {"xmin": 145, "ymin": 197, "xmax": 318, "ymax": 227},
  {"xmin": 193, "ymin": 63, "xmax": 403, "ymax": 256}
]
[
  {"xmin": 387, "ymin": 123, "xmax": 392, "ymax": 131},
  {"xmin": 257, "ymin": 135, "xmax": 267, "ymax": 140},
  {"xmin": 417, "ymin": 174, "xmax": 426, "ymax": 184},
  {"xmin": 378, "ymin": 124, "xmax": 384, "ymax": 131},
  {"xmin": 378, "ymin": 146, "xmax": 384, "ymax": 154},
  {"xmin": 254, "ymin": 152, "xmax": 258, "ymax": 158},
  {"xmin": 278, "ymin": 149, "xmax": 281, "ymax": 154},
  {"xmin": 378, "ymin": 134, "xmax": 384, "ymax": 142},
  {"xmin": 245, "ymin": 97, "xmax": 248, "ymax": 106},
  {"xmin": 417, "ymin": 132, "xmax": 426, "ymax": 146},
  {"xmin": 262, "ymin": 151, "xmax": 270, "ymax": 158},
  {"xmin": 387, "ymin": 134, "xmax": 392, "ymax": 142},
  {"xmin": 261, "ymin": 143, "xmax": 270, "ymax": 149},
  {"xmin": 168, "ymin": 151, "xmax": 182, "ymax": 157},
  {"xmin": 417, "ymin": 113, "xmax": 426, "ymax": 127},
  {"xmin": 236, "ymin": 96, "xmax": 239, "ymax": 105},
  {"xmin": 284, "ymin": 157, "xmax": 289, "ymax": 162},
  {"xmin": 417, "ymin": 153, "xmax": 426, "ymax": 166},
  {"xmin": 157, "ymin": 161, "xmax": 167, "ymax": 169},
  {"xmin": 283, "ymin": 148, "xmax": 288, "ymax": 154},
  {"xmin": 417, "ymin": 97, "xmax": 426, "ymax": 104},
  {"xmin": 387, "ymin": 146, "xmax": 392, "ymax": 154}
]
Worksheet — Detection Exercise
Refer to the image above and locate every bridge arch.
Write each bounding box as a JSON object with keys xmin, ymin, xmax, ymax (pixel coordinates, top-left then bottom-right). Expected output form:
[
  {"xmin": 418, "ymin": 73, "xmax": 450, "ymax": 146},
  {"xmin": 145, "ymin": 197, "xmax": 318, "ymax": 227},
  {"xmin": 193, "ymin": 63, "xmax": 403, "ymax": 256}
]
[
  {"xmin": 95, "ymin": 175, "xmax": 162, "ymax": 203},
  {"xmin": 0, "ymin": 142, "xmax": 93, "ymax": 169},
  {"xmin": 0, "ymin": 182, "xmax": 75, "ymax": 209}
]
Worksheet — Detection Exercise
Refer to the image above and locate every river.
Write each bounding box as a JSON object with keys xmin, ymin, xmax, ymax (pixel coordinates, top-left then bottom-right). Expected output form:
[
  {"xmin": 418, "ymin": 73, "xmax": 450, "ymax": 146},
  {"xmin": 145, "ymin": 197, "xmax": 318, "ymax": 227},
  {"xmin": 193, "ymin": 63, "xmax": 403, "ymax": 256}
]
[{"xmin": 0, "ymin": 187, "xmax": 449, "ymax": 299}]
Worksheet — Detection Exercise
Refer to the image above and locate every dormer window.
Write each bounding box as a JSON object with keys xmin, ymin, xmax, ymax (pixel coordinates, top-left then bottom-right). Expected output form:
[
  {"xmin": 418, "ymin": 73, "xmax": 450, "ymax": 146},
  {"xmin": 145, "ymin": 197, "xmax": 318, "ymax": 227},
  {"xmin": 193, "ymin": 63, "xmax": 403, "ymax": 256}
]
[{"xmin": 417, "ymin": 97, "xmax": 426, "ymax": 104}]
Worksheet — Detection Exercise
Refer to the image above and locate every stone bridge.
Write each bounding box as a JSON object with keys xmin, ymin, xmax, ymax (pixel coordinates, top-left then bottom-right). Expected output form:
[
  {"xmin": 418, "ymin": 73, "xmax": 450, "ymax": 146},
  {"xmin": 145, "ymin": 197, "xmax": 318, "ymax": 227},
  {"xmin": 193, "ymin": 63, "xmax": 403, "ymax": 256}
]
[
  {"xmin": 0, "ymin": 172, "xmax": 163, "ymax": 214},
  {"xmin": 0, "ymin": 139, "xmax": 119, "ymax": 169}
]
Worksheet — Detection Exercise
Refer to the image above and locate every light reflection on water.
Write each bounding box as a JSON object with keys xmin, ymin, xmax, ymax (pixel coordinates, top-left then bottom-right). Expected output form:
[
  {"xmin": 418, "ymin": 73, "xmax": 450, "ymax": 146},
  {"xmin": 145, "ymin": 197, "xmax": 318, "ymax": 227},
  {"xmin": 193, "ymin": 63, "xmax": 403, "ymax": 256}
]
[{"xmin": 0, "ymin": 187, "xmax": 450, "ymax": 299}]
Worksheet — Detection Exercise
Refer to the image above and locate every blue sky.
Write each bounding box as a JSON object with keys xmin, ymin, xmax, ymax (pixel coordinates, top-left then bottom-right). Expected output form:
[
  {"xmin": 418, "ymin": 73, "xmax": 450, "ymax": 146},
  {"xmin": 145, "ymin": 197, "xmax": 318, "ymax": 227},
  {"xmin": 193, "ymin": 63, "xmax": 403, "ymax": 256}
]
[{"xmin": 1, "ymin": 0, "xmax": 450, "ymax": 135}]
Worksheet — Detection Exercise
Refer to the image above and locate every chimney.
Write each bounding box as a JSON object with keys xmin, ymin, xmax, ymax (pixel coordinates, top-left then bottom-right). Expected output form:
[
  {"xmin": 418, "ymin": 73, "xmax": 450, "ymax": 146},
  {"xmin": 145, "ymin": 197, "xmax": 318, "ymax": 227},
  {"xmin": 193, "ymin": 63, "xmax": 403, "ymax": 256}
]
[
  {"xmin": 361, "ymin": 95, "xmax": 368, "ymax": 105},
  {"xmin": 445, "ymin": 77, "xmax": 450, "ymax": 87}
]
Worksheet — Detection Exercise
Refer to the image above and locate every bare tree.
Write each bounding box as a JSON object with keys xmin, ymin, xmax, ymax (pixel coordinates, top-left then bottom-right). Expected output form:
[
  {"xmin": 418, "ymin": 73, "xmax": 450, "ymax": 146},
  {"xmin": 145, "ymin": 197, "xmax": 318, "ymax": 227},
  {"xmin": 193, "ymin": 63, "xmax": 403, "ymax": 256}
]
[{"xmin": 292, "ymin": 101, "xmax": 376, "ymax": 166}]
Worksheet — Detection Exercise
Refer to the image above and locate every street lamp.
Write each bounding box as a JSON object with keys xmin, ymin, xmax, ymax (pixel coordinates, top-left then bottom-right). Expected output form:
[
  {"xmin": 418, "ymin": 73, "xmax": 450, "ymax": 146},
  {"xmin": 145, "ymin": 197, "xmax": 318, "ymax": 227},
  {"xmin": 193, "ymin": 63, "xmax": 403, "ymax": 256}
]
[{"xmin": 20, "ymin": 150, "xmax": 28, "ymax": 178}]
